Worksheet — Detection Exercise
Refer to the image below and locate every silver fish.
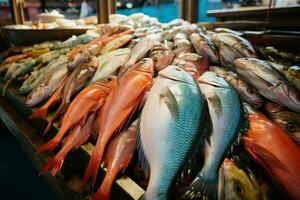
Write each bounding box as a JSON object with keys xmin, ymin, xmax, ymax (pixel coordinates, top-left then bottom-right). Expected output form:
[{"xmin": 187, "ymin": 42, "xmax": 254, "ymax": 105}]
[
  {"xmin": 4, "ymin": 58, "xmax": 36, "ymax": 81},
  {"xmin": 149, "ymin": 41, "xmax": 174, "ymax": 72},
  {"xmin": 138, "ymin": 65, "xmax": 204, "ymax": 200},
  {"xmin": 234, "ymin": 58, "xmax": 300, "ymax": 113},
  {"xmin": 26, "ymin": 63, "xmax": 68, "ymax": 107},
  {"xmin": 209, "ymin": 66, "xmax": 263, "ymax": 108},
  {"xmin": 173, "ymin": 33, "xmax": 192, "ymax": 56}
]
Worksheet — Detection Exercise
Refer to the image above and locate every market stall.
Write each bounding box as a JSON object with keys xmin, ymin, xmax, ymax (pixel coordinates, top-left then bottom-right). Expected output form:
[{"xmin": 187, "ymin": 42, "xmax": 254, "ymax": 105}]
[{"xmin": 1, "ymin": 1, "xmax": 300, "ymax": 200}]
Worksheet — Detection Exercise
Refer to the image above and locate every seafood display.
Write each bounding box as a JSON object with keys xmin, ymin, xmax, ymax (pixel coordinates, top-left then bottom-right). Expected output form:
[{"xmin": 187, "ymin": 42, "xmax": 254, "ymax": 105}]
[{"xmin": 1, "ymin": 13, "xmax": 300, "ymax": 200}]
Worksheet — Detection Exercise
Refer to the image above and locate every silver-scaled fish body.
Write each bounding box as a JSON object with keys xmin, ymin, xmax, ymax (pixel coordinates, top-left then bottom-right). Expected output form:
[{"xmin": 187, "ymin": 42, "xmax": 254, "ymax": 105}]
[{"xmin": 139, "ymin": 65, "xmax": 204, "ymax": 200}]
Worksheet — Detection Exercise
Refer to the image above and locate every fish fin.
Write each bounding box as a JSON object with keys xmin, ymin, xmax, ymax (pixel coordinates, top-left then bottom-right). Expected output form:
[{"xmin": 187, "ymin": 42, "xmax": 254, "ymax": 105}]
[
  {"xmin": 182, "ymin": 174, "xmax": 217, "ymax": 200},
  {"xmin": 136, "ymin": 122, "xmax": 150, "ymax": 179},
  {"xmin": 40, "ymin": 156, "xmax": 64, "ymax": 177},
  {"xmin": 28, "ymin": 108, "xmax": 47, "ymax": 119},
  {"xmin": 2, "ymin": 79, "xmax": 11, "ymax": 96},
  {"xmin": 159, "ymin": 85, "xmax": 179, "ymax": 118},
  {"xmin": 37, "ymin": 135, "xmax": 62, "ymax": 153},
  {"xmin": 43, "ymin": 103, "xmax": 68, "ymax": 135},
  {"xmin": 243, "ymin": 137, "xmax": 285, "ymax": 170}
]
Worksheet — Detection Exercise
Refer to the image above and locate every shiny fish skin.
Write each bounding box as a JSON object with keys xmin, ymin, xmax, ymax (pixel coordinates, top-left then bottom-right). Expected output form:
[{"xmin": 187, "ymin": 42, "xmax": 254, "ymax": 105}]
[
  {"xmin": 184, "ymin": 71, "xmax": 244, "ymax": 200},
  {"xmin": 234, "ymin": 58, "xmax": 300, "ymax": 113},
  {"xmin": 149, "ymin": 41, "xmax": 174, "ymax": 72},
  {"xmin": 139, "ymin": 65, "xmax": 204, "ymax": 200},
  {"xmin": 209, "ymin": 66, "xmax": 263, "ymax": 108}
]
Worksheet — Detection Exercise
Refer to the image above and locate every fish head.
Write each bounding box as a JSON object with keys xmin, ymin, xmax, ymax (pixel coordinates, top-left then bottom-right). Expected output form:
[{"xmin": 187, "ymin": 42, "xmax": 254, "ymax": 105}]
[
  {"xmin": 197, "ymin": 71, "xmax": 229, "ymax": 88},
  {"xmin": 173, "ymin": 61, "xmax": 199, "ymax": 79},
  {"xmin": 158, "ymin": 65, "xmax": 195, "ymax": 84},
  {"xmin": 234, "ymin": 58, "xmax": 255, "ymax": 71},
  {"xmin": 133, "ymin": 58, "xmax": 154, "ymax": 76},
  {"xmin": 237, "ymin": 80, "xmax": 263, "ymax": 107},
  {"xmin": 26, "ymin": 87, "xmax": 46, "ymax": 107},
  {"xmin": 94, "ymin": 75, "xmax": 118, "ymax": 91},
  {"xmin": 218, "ymin": 158, "xmax": 260, "ymax": 200}
]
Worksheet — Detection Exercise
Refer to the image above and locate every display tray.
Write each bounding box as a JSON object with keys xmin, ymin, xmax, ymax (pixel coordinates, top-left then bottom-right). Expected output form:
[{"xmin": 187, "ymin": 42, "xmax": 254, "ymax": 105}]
[
  {"xmin": 0, "ymin": 28, "xmax": 90, "ymax": 46},
  {"xmin": 0, "ymin": 84, "xmax": 144, "ymax": 200}
]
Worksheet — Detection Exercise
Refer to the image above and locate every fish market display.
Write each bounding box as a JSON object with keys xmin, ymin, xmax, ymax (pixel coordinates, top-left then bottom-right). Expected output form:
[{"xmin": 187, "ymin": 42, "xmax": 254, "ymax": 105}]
[
  {"xmin": 1, "ymin": 13, "xmax": 300, "ymax": 200},
  {"xmin": 139, "ymin": 66, "xmax": 204, "ymax": 200},
  {"xmin": 234, "ymin": 58, "xmax": 300, "ymax": 113},
  {"xmin": 243, "ymin": 105, "xmax": 300, "ymax": 199}
]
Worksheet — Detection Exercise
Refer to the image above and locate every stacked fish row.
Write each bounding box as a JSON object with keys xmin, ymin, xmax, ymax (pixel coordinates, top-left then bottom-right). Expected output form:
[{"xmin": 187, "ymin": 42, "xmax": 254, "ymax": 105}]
[{"xmin": 0, "ymin": 14, "xmax": 300, "ymax": 200}]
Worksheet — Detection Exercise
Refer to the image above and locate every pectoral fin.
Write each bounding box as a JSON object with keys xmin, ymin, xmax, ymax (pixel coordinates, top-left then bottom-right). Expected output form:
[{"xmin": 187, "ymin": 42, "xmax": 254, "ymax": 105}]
[{"xmin": 159, "ymin": 86, "xmax": 180, "ymax": 118}]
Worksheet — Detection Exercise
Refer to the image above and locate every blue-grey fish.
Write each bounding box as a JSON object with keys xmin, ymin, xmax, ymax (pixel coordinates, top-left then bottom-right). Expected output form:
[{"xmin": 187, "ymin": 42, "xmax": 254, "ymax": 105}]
[
  {"xmin": 234, "ymin": 58, "xmax": 300, "ymax": 113},
  {"xmin": 183, "ymin": 71, "xmax": 244, "ymax": 200},
  {"xmin": 138, "ymin": 65, "xmax": 204, "ymax": 200},
  {"xmin": 53, "ymin": 34, "xmax": 93, "ymax": 50}
]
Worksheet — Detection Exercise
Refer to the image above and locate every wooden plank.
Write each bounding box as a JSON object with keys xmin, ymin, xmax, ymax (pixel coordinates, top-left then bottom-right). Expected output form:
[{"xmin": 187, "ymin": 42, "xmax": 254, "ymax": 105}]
[
  {"xmin": 187, "ymin": 0, "xmax": 198, "ymax": 23},
  {"xmin": 0, "ymin": 84, "xmax": 145, "ymax": 200}
]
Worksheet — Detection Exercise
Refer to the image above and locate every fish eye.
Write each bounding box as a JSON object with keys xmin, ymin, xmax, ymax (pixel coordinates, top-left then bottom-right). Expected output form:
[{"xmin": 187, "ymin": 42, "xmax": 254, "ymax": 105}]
[
  {"xmin": 233, "ymin": 181, "xmax": 243, "ymax": 196},
  {"xmin": 175, "ymin": 67, "xmax": 181, "ymax": 71},
  {"xmin": 247, "ymin": 88, "xmax": 256, "ymax": 95},
  {"xmin": 107, "ymin": 77, "xmax": 112, "ymax": 81},
  {"xmin": 286, "ymin": 122, "xmax": 297, "ymax": 132}
]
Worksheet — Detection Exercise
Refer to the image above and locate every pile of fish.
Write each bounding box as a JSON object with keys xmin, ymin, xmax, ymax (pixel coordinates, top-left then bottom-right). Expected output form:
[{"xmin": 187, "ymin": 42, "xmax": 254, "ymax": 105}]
[{"xmin": 1, "ymin": 13, "xmax": 300, "ymax": 200}]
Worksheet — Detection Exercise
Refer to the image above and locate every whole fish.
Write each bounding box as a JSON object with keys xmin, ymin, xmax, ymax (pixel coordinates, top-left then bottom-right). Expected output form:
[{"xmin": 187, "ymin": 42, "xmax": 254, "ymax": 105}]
[
  {"xmin": 218, "ymin": 158, "xmax": 260, "ymax": 200},
  {"xmin": 234, "ymin": 58, "xmax": 300, "ymax": 113},
  {"xmin": 149, "ymin": 41, "xmax": 174, "ymax": 72},
  {"xmin": 138, "ymin": 65, "xmax": 203, "ymax": 200},
  {"xmin": 212, "ymin": 33, "xmax": 257, "ymax": 58},
  {"xmin": 20, "ymin": 55, "xmax": 68, "ymax": 95},
  {"xmin": 89, "ymin": 48, "xmax": 131, "ymax": 82},
  {"xmin": 184, "ymin": 72, "xmax": 245, "ymax": 200},
  {"xmin": 100, "ymin": 34, "xmax": 132, "ymax": 54},
  {"xmin": 173, "ymin": 33, "xmax": 192, "ymax": 56},
  {"xmin": 243, "ymin": 105, "xmax": 300, "ymax": 199},
  {"xmin": 43, "ymin": 58, "xmax": 97, "ymax": 134},
  {"xmin": 4, "ymin": 58, "xmax": 36, "ymax": 81},
  {"xmin": 1, "ymin": 51, "xmax": 32, "ymax": 66},
  {"xmin": 173, "ymin": 53, "xmax": 209, "ymax": 77},
  {"xmin": 26, "ymin": 63, "xmax": 68, "ymax": 107},
  {"xmin": 37, "ymin": 76, "xmax": 117, "ymax": 153},
  {"xmin": 83, "ymin": 58, "xmax": 154, "ymax": 185},
  {"xmin": 118, "ymin": 34, "xmax": 161, "ymax": 76},
  {"xmin": 189, "ymin": 33, "xmax": 219, "ymax": 64},
  {"xmin": 209, "ymin": 66, "xmax": 263, "ymax": 108},
  {"xmin": 53, "ymin": 34, "xmax": 93, "ymax": 50},
  {"xmin": 93, "ymin": 121, "xmax": 137, "ymax": 200},
  {"xmin": 40, "ymin": 112, "xmax": 96, "ymax": 176},
  {"xmin": 269, "ymin": 62, "xmax": 300, "ymax": 91},
  {"xmin": 263, "ymin": 101, "xmax": 300, "ymax": 145}
]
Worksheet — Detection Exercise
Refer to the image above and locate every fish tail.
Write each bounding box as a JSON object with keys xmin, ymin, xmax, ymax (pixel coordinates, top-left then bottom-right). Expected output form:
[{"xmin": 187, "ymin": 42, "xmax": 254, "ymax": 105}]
[
  {"xmin": 83, "ymin": 142, "xmax": 104, "ymax": 185},
  {"xmin": 182, "ymin": 174, "xmax": 217, "ymax": 200},
  {"xmin": 37, "ymin": 135, "xmax": 62, "ymax": 153},
  {"xmin": 40, "ymin": 156, "xmax": 64, "ymax": 177},
  {"xmin": 28, "ymin": 107, "xmax": 47, "ymax": 119},
  {"xmin": 93, "ymin": 174, "xmax": 114, "ymax": 200},
  {"xmin": 43, "ymin": 120, "xmax": 53, "ymax": 135}
]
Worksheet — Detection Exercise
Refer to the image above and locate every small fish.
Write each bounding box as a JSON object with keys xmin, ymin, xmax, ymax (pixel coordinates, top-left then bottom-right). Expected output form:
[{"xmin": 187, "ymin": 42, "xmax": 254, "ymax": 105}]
[
  {"xmin": 234, "ymin": 58, "xmax": 300, "ymax": 113},
  {"xmin": 89, "ymin": 48, "xmax": 131, "ymax": 82},
  {"xmin": 183, "ymin": 72, "xmax": 245, "ymax": 200},
  {"xmin": 53, "ymin": 34, "xmax": 93, "ymax": 50},
  {"xmin": 83, "ymin": 58, "xmax": 154, "ymax": 186},
  {"xmin": 173, "ymin": 33, "xmax": 192, "ymax": 56},
  {"xmin": 4, "ymin": 58, "xmax": 36, "ymax": 81},
  {"xmin": 212, "ymin": 33, "xmax": 257, "ymax": 58},
  {"xmin": 36, "ymin": 48, "xmax": 69, "ymax": 64},
  {"xmin": 269, "ymin": 62, "xmax": 300, "ymax": 91},
  {"xmin": 173, "ymin": 52, "xmax": 209, "ymax": 77},
  {"xmin": 26, "ymin": 63, "xmax": 68, "ymax": 107},
  {"xmin": 209, "ymin": 66, "xmax": 263, "ymax": 108},
  {"xmin": 218, "ymin": 158, "xmax": 260, "ymax": 200},
  {"xmin": 149, "ymin": 41, "xmax": 174, "ymax": 72},
  {"xmin": 40, "ymin": 112, "xmax": 96, "ymax": 176},
  {"xmin": 37, "ymin": 76, "xmax": 117, "ymax": 153},
  {"xmin": 118, "ymin": 34, "xmax": 161, "ymax": 76},
  {"xmin": 93, "ymin": 121, "xmax": 137, "ymax": 200},
  {"xmin": 189, "ymin": 33, "xmax": 219, "ymax": 64},
  {"xmin": 263, "ymin": 101, "xmax": 300, "ymax": 145},
  {"xmin": 20, "ymin": 55, "xmax": 68, "ymax": 95},
  {"xmin": 138, "ymin": 65, "xmax": 204, "ymax": 200},
  {"xmin": 243, "ymin": 105, "xmax": 300, "ymax": 199},
  {"xmin": 1, "ymin": 51, "xmax": 32, "ymax": 66},
  {"xmin": 43, "ymin": 58, "xmax": 97, "ymax": 134},
  {"xmin": 100, "ymin": 34, "xmax": 132, "ymax": 54}
]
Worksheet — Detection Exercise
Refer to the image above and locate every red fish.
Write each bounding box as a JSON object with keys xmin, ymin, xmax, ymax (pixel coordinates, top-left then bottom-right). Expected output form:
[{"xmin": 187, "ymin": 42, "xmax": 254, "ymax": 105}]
[
  {"xmin": 40, "ymin": 112, "xmax": 97, "ymax": 176},
  {"xmin": 93, "ymin": 121, "xmax": 137, "ymax": 200},
  {"xmin": 83, "ymin": 58, "xmax": 154, "ymax": 185},
  {"xmin": 37, "ymin": 76, "xmax": 117, "ymax": 153},
  {"xmin": 243, "ymin": 105, "xmax": 300, "ymax": 199}
]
